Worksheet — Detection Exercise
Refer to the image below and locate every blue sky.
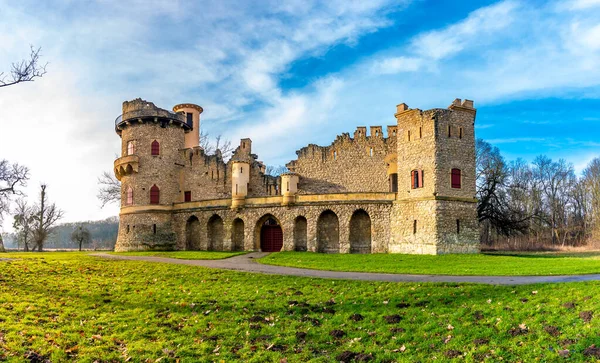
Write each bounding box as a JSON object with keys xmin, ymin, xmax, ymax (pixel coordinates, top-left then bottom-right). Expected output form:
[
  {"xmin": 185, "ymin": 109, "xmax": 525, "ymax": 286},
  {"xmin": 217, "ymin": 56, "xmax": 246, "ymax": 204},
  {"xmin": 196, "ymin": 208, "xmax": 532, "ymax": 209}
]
[{"xmin": 0, "ymin": 0, "xmax": 599, "ymax": 229}]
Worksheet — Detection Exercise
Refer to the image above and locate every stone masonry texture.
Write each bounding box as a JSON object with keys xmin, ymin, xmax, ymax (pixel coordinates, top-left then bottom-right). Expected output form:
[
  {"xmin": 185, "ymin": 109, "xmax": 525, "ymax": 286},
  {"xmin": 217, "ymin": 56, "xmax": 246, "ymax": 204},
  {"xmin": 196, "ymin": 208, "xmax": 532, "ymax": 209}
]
[{"xmin": 113, "ymin": 98, "xmax": 479, "ymax": 254}]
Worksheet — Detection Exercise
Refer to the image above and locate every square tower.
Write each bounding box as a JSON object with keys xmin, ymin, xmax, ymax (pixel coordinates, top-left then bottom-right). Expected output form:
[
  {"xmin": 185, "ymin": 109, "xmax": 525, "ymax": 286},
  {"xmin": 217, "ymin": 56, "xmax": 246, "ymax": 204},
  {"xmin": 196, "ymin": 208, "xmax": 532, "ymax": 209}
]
[{"xmin": 390, "ymin": 99, "xmax": 479, "ymax": 254}]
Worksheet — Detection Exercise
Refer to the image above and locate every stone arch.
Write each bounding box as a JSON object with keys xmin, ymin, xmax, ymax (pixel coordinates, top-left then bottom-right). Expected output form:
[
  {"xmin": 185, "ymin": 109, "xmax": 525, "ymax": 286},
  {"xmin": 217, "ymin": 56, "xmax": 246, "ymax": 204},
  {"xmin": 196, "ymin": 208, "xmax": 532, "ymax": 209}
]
[
  {"xmin": 207, "ymin": 214, "xmax": 224, "ymax": 251},
  {"xmin": 185, "ymin": 216, "xmax": 201, "ymax": 250},
  {"xmin": 317, "ymin": 210, "xmax": 339, "ymax": 253},
  {"xmin": 231, "ymin": 218, "xmax": 245, "ymax": 251},
  {"xmin": 254, "ymin": 214, "xmax": 283, "ymax": 252},
  {"xmin": 349, "ymin": 209, "xmax": 371, "ymax": 254},
  {"xmin": 294, "ymin": 216, "xmax": 307, "ymax": 251}
]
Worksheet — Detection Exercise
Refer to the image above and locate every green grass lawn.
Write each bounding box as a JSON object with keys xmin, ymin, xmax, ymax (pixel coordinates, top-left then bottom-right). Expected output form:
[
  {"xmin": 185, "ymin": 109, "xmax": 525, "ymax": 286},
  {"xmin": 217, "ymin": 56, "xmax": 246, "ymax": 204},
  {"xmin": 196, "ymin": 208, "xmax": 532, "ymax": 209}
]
[
  {"xmin": 108, "ymin": 250, "xmax": 246, "ymax": 260},
  {"xmin": 1, "ymin": 253, "xmax": 600, "ymax": 361},
  {"xmin": 259, "ymin": 251, "xmax": 600, "ymax": 276}
]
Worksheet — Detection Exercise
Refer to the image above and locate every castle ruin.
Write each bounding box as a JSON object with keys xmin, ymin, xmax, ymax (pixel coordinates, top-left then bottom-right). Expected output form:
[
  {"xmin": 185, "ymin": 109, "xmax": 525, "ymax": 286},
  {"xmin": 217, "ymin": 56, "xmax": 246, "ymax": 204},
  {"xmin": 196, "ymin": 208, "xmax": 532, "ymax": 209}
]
[{"xmin": 113, "ymin": 98, "xmax": 479, "ymax": 254}]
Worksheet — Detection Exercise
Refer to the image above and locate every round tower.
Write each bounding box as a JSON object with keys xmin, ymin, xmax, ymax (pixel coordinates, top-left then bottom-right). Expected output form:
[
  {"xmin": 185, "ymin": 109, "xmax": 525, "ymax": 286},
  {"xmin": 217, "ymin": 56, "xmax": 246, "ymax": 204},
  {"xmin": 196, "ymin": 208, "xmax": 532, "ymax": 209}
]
[
  {"xmin": 173, "ymin": 103, "xmax": 203, "ymax": 149},
  {"xmin": 113, "ymin": 99, "xmax": 191, "ymax": 251},
  {"xmin": 280, "ymin": 172, "xmax": 299, "ymax": 205},
  {"xmin": 231, "ymin": 161, "xmax": 250, "ymax": 208}
]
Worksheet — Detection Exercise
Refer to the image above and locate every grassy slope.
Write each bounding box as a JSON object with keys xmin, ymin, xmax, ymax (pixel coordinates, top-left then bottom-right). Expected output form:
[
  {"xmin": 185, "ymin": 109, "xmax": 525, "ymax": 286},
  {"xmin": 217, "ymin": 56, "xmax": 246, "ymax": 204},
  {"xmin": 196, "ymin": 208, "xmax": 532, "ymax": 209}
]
[
  {"xmin": 1, "ymin": 253, "xmax": 600, "ymax": 361},
  {"xmin": 108, "ymin": 251, "xmax": 246, "ymax": 260},
  {"xmin": 259, "ymin": 251, "xmax": 600, "ymax": 276}
]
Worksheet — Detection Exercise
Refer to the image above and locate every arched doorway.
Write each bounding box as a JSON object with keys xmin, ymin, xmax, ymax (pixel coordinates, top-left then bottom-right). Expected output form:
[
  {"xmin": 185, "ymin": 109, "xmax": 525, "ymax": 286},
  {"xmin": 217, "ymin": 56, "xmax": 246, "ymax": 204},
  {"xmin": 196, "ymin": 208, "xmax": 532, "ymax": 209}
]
[
  {"xmin": 260, "ymin": 217, "xmax": 283, "ymax": 252},
  {"xmin": 186, "ymin": 216, "xmax": 201, "ymax": 250},
  {"xmin": 207, "ymin": 214, "xmax": 224, "ymax": 251},
  {"xmin": 349, "ymin": 209, "xmax": 371, "ymax": 253},
  {"xmin": 232, "ymin": 218, "xmax": 245, "ymax": 251},
  {"xmin": 317, "ymin": 210, "xmax": 339, "ymax": 253},
  {"xmin": 294, "ymin": 216, "xmax": 307, "ymax": 251}
]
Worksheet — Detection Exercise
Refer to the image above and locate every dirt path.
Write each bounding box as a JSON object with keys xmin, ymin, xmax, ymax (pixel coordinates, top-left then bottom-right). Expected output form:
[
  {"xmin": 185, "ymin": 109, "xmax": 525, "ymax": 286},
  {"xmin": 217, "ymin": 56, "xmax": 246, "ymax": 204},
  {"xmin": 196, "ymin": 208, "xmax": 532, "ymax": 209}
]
[{"xmin": 91, "ymin": 252, "xmax": 600, "ymax": 285}]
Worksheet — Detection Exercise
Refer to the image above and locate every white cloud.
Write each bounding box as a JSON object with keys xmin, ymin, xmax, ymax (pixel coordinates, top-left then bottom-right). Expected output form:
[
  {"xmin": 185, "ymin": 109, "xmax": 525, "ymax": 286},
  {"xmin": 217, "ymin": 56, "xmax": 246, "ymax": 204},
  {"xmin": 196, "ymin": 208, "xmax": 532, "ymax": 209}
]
[
  {"xmin": 370, "ymin": 56, "xmax": 422, "ymax": 74},
  {"xmin": 413, "ymin": 0, "xmax": 519, "ymax": 60},
  {"xmin": 0, "ymin": 0, "xmax": 406, "ymax": 231}
]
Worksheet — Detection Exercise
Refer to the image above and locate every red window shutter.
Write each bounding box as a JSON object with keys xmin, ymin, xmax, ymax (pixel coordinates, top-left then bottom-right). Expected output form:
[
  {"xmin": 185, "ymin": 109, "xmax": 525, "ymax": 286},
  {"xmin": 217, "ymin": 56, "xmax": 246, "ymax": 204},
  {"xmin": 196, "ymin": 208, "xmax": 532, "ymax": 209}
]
[
  {"xmin": 451, "ymin": 169, "xmax": 461, "ymax": 188},
  {"xmin": 150, "ymin": 185, "xmax": 160, "ymax": 204},
  {"xmin": 411, "ymin": 170, "xmax": 415, "ymax": 189},
  {"xmin": 419, "ymin": 170, "xmax": 424, "ymax": 188},
  {"xmin": 151, "ymin": 140, "xmax": 160, "ymax": 156}
]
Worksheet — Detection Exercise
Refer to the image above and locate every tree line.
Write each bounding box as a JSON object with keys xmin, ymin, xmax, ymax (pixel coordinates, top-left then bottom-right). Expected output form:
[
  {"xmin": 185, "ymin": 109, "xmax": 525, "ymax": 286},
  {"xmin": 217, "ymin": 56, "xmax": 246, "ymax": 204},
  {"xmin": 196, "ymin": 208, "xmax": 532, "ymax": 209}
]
[{"xmin": 476, "ymin": 139, "xmax": 600, "ymax": 249}]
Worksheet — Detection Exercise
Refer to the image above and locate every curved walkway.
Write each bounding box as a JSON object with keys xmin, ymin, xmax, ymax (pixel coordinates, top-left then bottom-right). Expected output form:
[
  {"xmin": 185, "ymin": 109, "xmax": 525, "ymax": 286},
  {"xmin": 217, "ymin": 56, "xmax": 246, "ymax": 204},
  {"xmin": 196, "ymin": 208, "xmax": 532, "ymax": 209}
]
[{"xmin": 92, "ymin": 252, "xmax": 600, "ymax": 285}]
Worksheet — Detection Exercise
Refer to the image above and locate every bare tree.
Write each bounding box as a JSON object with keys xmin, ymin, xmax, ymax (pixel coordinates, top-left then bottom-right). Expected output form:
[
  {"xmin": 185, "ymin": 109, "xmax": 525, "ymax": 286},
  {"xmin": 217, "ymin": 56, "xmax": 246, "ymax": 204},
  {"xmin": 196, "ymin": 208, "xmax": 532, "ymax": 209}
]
[
  {"xmin": 200, "ymin": 131, "xmax": 234, "ymax": 159},
  {"xmin": 12, "ymin": 199, "xmax": 34, "ymax": 252},
  {"xmin": 0, "ymin": 46, "xmax": 47, "ymax": 88},
  {"xmin": 31, "ymin": 184, "xmax": 64, "ymax": 251},
  {"xmin": 583, "ymin": 158, "xmax": 600, "ymax": 241},
  {"xmin": 71, "ymin": 224, "xmax": 91, "ymax": 251},
  {"xmin": 0, "ymin": 160, "xmax": 30, "ymax": 222},
  {"xmin": 97, "ymin": 171, "xmax": 121, "ymax": 207}
]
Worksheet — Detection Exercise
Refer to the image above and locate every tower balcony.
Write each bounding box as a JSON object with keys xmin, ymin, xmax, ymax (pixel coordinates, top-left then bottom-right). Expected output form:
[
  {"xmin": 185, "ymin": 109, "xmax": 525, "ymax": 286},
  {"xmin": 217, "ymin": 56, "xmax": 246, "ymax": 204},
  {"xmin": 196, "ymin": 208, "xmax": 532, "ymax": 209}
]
[
  {"xmin": 114, "ymin": 155, "xmax": 139, "ymax": 181},
  {"xmin": 115, "ymin": 108, "xmax": 192, "ymax": 135}
]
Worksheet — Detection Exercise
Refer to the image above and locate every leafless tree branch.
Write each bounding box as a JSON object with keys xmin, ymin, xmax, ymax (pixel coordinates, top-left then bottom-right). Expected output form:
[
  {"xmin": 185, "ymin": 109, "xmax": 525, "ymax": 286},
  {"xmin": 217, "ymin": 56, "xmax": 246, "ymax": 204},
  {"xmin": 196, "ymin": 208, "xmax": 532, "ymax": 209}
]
[
  {"xmin": 97, "ymin": 171, "xmax": 121, "ymax": 208},
  {"xmin": 0, "ymin": 46, "xmax": 48, "ymax": 88}
]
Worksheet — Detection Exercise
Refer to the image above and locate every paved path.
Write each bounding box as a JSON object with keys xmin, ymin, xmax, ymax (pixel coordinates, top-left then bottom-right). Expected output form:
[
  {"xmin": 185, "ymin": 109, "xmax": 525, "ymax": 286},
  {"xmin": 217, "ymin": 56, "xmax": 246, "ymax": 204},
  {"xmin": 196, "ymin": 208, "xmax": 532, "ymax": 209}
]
[{"xmin": 92, "ymin": 252, "xmax": 600, "ymax": 285}]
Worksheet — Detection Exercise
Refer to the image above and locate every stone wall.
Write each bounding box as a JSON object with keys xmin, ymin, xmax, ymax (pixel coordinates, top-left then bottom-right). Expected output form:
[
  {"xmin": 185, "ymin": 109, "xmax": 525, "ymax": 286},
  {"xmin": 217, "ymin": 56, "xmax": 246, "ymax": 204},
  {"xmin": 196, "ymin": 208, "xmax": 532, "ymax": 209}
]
[
  {"xmin": 115, "ymin": 211, "xmax": 175, "ymax": 251},
  {"xmin": 168, "ymin": 199, "xmax": 393, "ymax": 254},
  {"xmin": 119, "ymin": 122, "xmax": 185, "ymax": 207},
  {"xmin": 286, "ymin": 127, "xmax": 397, "ymax": 194}
]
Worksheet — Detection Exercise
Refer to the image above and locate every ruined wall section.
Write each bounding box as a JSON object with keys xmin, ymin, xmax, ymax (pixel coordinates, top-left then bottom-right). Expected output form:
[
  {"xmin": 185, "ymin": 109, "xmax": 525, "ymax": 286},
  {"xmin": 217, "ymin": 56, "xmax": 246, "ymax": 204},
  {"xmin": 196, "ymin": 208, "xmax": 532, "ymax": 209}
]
[
  {"xmin": 286, "ymin": 126, "xmax": 397, "ymax": 194},
  {"xmin": 180, "ymin": 148, "xmax": 229, "ymax": 201},
  {"xmin": 180, "ymin": 138, "xmax": 280, "ymax": 202}
]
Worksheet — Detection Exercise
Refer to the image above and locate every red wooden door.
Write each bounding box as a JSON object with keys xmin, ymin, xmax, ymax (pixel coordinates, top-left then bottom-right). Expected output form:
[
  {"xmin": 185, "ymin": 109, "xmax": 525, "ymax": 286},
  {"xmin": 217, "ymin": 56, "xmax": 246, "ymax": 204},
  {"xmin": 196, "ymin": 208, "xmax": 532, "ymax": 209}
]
[{"xmin": 261, "ymin": 225, "xmax": 283, "ymax": 252}]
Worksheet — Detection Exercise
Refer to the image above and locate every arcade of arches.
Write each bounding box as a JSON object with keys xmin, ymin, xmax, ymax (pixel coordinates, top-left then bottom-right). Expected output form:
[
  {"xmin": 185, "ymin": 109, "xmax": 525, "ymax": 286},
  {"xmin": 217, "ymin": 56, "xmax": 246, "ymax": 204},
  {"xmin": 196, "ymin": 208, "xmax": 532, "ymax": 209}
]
[{"xmin": 182, "ymin": 207, "xmax": 377, "ymax": 253}]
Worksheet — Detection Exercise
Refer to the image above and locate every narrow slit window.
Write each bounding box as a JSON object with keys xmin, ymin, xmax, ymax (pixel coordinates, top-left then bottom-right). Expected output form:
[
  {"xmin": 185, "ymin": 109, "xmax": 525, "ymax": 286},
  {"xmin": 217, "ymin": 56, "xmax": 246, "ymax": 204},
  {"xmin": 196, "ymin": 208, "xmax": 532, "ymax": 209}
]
[
  {"xmin": 126, "ymin": 225, "xmax": 130, "ymax": 234},
  {"xmin": 126, "ymin": 186, "xmax": 133, "ymax": 205},
  {"xmin": 127, "ymin": 140, "xmax": 135, "ymax": 155},
  {"xmin": 151, "ymin": 140, "xmax": 160, "ymax": 156},
  {"xmin": 456, "ymin": 219, "xmax": 460, "ymax": 234},
  {"xmin": 413, "ymin": 220, "xmax": 417, "ymax": 234},
  {"xmin": 153, "ymin": 224, "xmax": 157, "ymax": 234},
  {"xmin": 447, "ymin": 125, "xmax": 451, "ymax": 138},
  {"xmin": 419, "ymin": 127, "xmax": 422, "ymax": 138},
  {"xmin": 451, "ymin": 168, "xmax": 462, "ymax": 188},
  {"xmin": 286, "ymin": 182, "xmax": 289, "ymax": 191},
  {"xmin": 150, "ymin": 185, "xmax": 160, "ymax": 204},
  {"xmin": 459, "ymin": 127, "xmax": 463, "ymax": 139},
  {"xmin": 407, "ymin": 130, "xmax": 411, "ymax": 141},
  {"xmin": 333, "ymin": 151, "xmax": 337, "ymax": 160},
  {"xmin": 370, "ymin": 148, "xmax": 373, "ymax": 157}
]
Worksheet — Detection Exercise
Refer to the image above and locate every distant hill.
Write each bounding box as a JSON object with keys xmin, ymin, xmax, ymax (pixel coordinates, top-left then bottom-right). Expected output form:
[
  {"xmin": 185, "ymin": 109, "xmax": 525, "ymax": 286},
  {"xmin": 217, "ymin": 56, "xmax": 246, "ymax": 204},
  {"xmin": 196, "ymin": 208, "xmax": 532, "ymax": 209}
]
[{"xmin": 2, "ymin": 216, "xmax": 119, "ymax": 251}]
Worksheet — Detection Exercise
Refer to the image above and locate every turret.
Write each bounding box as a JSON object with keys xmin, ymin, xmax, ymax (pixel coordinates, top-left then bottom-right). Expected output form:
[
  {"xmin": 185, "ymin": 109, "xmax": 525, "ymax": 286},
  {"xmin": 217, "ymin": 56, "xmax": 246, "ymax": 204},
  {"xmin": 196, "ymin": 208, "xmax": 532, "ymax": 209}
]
[
  {"xmin": 280, "ymin": 172, "xmax": 299, "ymax": 206},
  {"xmin": 231, "ymin": 160, "xmax": 250, "ymax": 208},
  {"xmin": 114, "ymin": 99, "xmax": 188, "ymax": 251},
  {"xmin": 173, "ymin": 103, "xmax": 203, "ymax": 149}
]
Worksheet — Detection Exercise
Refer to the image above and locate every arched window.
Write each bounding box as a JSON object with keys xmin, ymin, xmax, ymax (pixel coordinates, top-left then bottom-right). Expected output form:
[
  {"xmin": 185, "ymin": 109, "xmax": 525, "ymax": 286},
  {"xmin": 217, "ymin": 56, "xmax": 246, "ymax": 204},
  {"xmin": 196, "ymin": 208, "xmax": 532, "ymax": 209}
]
[
  {"xmin": 127, "ymin": 140, "xmax": 135, "ymax": 155},
  {"xmin": 151, "ymin": 140, "xmax": 160, "ymax": 156},
  {"xmin": 126, "ymin": 186, "xmax": 133, "ymax": 205},
  {"xmin": 150, "ymin": 185, "xmax": 160, "ymax": 204},
  {"xmin": 451, "ymin": 169, "xmax": 461, "ymax": 188},
  {"xmin": 411, "ymin": 170, "xmax": 423, "ymax": 189}
]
